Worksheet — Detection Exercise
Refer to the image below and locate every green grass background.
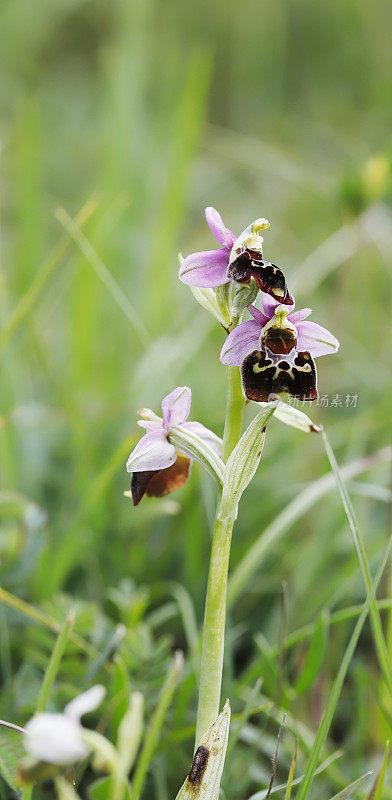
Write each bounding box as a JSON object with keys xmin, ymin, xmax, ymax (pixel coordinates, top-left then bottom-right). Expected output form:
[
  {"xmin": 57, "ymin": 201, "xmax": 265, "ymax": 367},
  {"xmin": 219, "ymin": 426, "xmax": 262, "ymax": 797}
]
[{"xmin": 0, "ymin": 0, "xmax": 392, "ymax": 798}]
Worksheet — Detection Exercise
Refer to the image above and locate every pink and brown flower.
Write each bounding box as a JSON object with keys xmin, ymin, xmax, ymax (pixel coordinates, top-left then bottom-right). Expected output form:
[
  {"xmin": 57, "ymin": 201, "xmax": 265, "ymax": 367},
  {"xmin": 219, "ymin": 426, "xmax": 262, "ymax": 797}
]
[
  {"xmin": 179, "ymin": 208, "xmax": 293, "ymax": 305},
  {"xmin": 220, "ymin": 295, "xmax": 339, "ymax": 402},
  {"xmin": 126, "ymin": 387, "xmax": 222, "ymax": 505}
]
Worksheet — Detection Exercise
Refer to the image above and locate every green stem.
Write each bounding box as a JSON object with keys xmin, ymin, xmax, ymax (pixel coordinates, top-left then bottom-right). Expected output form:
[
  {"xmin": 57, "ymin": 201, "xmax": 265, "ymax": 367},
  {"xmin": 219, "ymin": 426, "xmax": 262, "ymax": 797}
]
[
  {"xmin": 195, "ymin": 365, "xmax": 244, "ymax": 745},
  {"xmin": 195, "ymin": 513, "xmax": 235, "ymax": 745},
  {"xmin": 223, "ymin": 366, "xmax": 245, "ymax": 461}
]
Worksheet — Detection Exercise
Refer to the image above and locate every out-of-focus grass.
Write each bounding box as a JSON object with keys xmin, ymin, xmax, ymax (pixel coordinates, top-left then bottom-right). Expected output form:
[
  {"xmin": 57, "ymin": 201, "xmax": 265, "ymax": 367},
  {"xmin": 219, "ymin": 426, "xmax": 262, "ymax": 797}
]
[{"xmin": 0, "ymin": 0, "xmax": 392, "ymax": 797}]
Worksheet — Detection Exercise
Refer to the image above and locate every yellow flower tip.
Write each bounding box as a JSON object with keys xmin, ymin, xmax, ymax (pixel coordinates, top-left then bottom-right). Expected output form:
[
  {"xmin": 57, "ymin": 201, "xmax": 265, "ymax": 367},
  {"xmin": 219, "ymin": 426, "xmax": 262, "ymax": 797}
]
[
  {"xmin": 137, "ymin": 407, "xmax": 153, "ymax": 419},
  {"xmin": 251, "ymin": 218, "xmax": 270, "ymax": 233},
  {"xmin": 362, "ymin": 154, "xmax": 390, "ymax": 199}
]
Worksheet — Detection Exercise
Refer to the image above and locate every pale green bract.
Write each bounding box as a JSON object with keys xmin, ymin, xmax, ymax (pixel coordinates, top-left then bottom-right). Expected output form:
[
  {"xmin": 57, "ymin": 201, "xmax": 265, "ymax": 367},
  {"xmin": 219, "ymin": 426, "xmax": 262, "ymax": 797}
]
[
  {"xmin": 190, "ymin": 285, "xmax": 231, "ymax": 328},
  {"xmin": 168, "ymin": 427, "xmax": 225, "ymax": 486},
  {"xmin": 271, "ymin": 400, "xmax": 322, "ymax": 433},
  {"xmin": 220, "ymin": 405, "xmax": 277, "ymax": 520},
  {"xmin": 179, "ymin": 253, "xmax": 231, "ymax": 328},
  {"xmin": 175, "ymin": 700, "xmax": 231, "ymax": 800}
]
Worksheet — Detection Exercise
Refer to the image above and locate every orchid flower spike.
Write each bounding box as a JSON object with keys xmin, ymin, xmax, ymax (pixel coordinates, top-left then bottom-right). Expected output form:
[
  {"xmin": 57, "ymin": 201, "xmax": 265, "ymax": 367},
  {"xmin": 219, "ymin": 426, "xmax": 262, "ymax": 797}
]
[
  {"xmin": 220, "ymin": 294, "xmax": 339, "ymax": 402},
  {"xmin": 126, "ymin": 387, "xmax": 222, "ymax": 505},
  {"xmin": 179, "ymin": 207, "xmax": 293, "ymax": 305},
  {"xmin": 24, "ymin": 685, "xmax": 105, "ymax": 766}
]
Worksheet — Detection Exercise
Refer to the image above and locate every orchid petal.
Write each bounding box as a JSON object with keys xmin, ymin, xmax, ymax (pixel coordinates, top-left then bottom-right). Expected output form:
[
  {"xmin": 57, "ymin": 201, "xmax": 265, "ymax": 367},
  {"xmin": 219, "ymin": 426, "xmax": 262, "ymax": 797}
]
[
  {"xmin": 132, "ymin": 456, "xmax": 191, "ymax": 505},
  {"xmin": 137, "ymin": 419, "xmax": 162, "ymax": 431},
  {"xmin": 261, "ymin": 292, "xmax": 294, "ymax": 318},
  {"xmin": 24, "ymin": 713, "xmax": 88, "ymax": 765},
  {"xmin": 288, "ymin": 307, "xmax": 312, "ymax": 325},
  {"xmin": 247, "ymin": 304, "xmax": 270, "ymax": 327},
  {"xmin": 161, "ymin": 386, "xmax": 192, "ymax": 427},
  {"xmin": 296, "ymin": 320, "xmax": 340, "ymax": 357},
  {"xmin": 126, "ymin": 430, "xmax": 177, "ymax": 473},
  {"xmin": 179, "ymin": 248, "xmax": 230, "ymax": 287},
  {"xmin": 220, "ymin": 320, "xmax": 261, "ymax": 366},
  {"xmin": 65, "ymin": 685, "xmax": 106, "ymax": 721},
  {"xmin": 205, "ymin": 207, "xmax": 237, "ymax": 247},
  {"xmin": 180, "ymin": 421, "xmax": 223, "ymax": 455}
]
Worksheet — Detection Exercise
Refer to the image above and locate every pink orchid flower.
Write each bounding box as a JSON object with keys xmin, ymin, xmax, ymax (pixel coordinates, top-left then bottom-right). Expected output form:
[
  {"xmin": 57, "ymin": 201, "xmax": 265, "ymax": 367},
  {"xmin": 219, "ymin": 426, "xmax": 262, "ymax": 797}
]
[
  {"xmin": 220, "ymin": 295, "xmax": 339, "ymax": 366},
  {"xmin": 179, "ymin": 207, "xmax": 293, "ymax": 305},
  {"xmin": 220, "ymin": 295, "xmax": 339, "ymax": 403},
  {"xmin": 126, "ymin": 387, "xmax": 221, "ymax": 505}
]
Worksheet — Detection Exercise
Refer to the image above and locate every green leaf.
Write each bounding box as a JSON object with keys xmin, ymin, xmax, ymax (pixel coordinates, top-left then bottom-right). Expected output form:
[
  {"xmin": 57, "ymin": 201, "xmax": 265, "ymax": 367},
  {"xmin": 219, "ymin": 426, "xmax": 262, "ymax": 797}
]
[
  {"xmin": 220, "ymin": 405, "xmax": 276, "ymax": 519},
  {"xmin": 294, "ymin": 611, "xmax": 329, "ymax": 694},
  {"xmin": 111, "ymin": 656, "xmax": 131, "ymax": 734},
  {"xmin": 117, "ymin": 691, "xmax": 144, "ymax": 775},
  {"xmin": 0, "ymin": 727, "xmax": 25, "ymax": 793}
]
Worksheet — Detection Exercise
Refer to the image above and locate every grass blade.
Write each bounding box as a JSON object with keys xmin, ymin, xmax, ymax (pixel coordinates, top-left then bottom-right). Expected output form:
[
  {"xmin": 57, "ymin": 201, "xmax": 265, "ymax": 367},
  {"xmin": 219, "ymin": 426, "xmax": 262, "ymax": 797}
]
[
  {"xmin": 327, "ymin": 771, "xmax": 373, "ymax": 800},
  {"xmin": 248, "ymin": 751, "xmax": 342, "ymax": 800},
  {"xmin": 55, "ymin": 207, "xmax": 151, "ymax": 346},
  {"xmin": 295, "ymin": 538, "xmax": 392, "ymax": 800},
  {"xmin": 130, "ymin": 651, "xmax": 184, "ymax": 800},
  {"xmin": 368, "ymin": 740, "xmax": 390, "ymax": 800},
  {"xmin": 322, "ymin": 431, "xmax": 392, "ymax": 698},
  {"xmin": 285, "ymin": 741, "xmax": 298, "ymax": 800},
  {"xmin": 0, "ymin": 196, "xmax": 98, "ymax": 353},
  {"xmin": 228, "ymin": 447, "xmax": 391, "ymax": 605},
  {"xmin": 36, "ymin": 609, "xmax": 75, "ymax": 713}
]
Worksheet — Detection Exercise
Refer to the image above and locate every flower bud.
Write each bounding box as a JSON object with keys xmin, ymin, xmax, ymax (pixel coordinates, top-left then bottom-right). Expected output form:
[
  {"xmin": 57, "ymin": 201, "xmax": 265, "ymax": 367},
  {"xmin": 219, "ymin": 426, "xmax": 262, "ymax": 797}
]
[
  {"xmin": 231, "ymin": 279, "xmax": 258, "ymax": 317},
  {"xmin": 137, "ymin": 408, "xmax": 161, "ymax": 422}
]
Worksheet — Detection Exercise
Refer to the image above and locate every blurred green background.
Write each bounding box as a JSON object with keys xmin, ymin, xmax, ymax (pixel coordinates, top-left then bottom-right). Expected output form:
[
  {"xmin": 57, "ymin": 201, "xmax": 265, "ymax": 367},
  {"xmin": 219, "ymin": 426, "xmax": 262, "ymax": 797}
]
[{"xmin": 0, "ymin": 0, "xmax": 392, "ymax": 797}]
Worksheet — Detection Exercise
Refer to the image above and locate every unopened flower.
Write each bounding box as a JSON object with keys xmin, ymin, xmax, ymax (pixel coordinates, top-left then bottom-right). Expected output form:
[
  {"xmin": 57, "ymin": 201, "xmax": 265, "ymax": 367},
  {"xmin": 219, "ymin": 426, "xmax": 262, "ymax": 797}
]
[
  {"xmin": 220, "ymin": 295, "xmax": 339, "ymax": 402},
  {"xmin": 126, "ymin": 387, "xmax": 222, "ymax": 505},
  {"xmin": 24, "ymin": 685, "xmax": 105, "ymax": 766},
  {"xmin": 179, "ymin": 207, "xmax": 293, "ymax": 305}
]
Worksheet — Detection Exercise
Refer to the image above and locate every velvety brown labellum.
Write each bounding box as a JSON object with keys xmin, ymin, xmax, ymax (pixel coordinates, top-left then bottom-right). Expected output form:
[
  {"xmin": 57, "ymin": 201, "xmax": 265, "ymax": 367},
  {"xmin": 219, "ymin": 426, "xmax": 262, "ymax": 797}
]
[
  {"xmin": 131, "ymin": 454, "xmax": 191, "ymax": 505},
  {"xmin": 241, "ymin": 347, "xmax": 318, "ymax": 402},
  {"xmin": 227, "ymin": 250, "xmax": 294, "ymax": 306},
  {"xmin": 187, "ymin": 745, "xmax": 209, "ymax": 786},
  {"xmin": 263, "ymin": 326, "xmax": 296, "ymax": 355}
]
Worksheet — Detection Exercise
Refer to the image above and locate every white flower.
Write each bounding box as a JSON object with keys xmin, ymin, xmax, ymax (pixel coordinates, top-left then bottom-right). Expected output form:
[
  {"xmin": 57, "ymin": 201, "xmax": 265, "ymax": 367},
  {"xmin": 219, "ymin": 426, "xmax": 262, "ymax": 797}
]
[{"xmin": 24, "ymin": 685, "xmax": 105, "ymax": 766}]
